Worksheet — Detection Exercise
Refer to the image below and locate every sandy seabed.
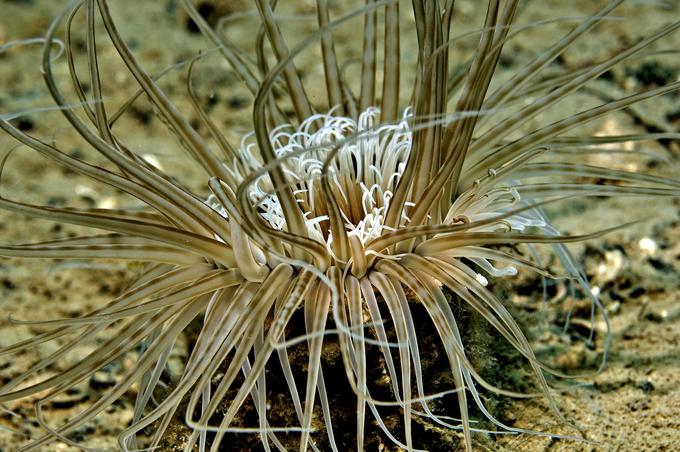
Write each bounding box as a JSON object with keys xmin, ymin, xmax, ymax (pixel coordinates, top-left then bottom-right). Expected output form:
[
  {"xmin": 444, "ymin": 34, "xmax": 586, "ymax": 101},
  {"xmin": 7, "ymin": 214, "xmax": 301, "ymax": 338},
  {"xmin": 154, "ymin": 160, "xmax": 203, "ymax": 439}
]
[{"xmin": 1, "ymin": 0, "xmax": 679, "ymax": 450}]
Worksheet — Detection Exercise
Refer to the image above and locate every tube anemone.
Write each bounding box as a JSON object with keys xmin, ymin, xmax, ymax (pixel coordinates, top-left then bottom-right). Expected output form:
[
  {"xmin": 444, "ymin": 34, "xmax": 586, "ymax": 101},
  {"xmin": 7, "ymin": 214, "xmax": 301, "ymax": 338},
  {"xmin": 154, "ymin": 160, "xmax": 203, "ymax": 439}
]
[{"xmin": 0, "ymin": 0, "xmax": 678, "ymax": 450}]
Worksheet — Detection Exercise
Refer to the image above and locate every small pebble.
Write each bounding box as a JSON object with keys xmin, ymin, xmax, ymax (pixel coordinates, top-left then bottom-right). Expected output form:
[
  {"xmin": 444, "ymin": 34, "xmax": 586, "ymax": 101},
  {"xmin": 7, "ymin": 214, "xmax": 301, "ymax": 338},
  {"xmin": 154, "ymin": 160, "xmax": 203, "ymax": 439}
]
[
  {"xmin": 645, "ymin": 309, "xmax": 668, "ymax": 323},
  {"xmin": 90, "ymin": 369, "xmax": 118, "ymax": 390},
  {"xmin": 638, "ymin": 237, "xmax": 657, "ymax": 256},
  {"xmin": 51, "ymin": 386, "xmax": 88, "ymax": 409},
  {"xmin": 636, "ymin": 379, "xmax": 655, "ymax": 393}
]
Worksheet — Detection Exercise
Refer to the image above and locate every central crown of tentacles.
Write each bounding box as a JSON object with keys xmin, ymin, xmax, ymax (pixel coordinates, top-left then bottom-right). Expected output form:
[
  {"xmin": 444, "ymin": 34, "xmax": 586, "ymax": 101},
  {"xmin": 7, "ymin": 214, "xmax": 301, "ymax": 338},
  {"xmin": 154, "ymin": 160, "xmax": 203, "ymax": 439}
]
[{"xmin": 207, "ymin": 107, "xmax": 545, "ymax": 282}]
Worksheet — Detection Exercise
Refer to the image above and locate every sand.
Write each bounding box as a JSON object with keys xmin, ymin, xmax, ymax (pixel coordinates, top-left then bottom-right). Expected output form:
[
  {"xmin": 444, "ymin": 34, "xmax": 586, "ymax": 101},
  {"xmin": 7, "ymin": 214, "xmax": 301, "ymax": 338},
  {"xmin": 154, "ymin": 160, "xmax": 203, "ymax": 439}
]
[{"xmin": 0, "ymin": 0, "xmax": 678, "ymax": 450}]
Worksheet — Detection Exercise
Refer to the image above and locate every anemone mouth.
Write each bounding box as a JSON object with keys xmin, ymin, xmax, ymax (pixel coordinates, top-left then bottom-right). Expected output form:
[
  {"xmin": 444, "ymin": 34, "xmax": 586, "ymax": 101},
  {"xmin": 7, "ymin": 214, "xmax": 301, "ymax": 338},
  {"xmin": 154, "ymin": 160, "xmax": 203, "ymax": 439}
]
[{"xmin": 227, "ymin": 107, "xmax": 414, "ymax": 246}]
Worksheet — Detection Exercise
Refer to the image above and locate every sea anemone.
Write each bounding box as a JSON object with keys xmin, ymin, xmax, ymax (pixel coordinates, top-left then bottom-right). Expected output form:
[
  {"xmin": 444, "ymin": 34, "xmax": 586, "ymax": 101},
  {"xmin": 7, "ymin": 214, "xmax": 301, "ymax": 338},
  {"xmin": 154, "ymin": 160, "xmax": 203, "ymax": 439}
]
[{"xmin": 0, "ymin": 0, "xmax": 678, "ymax": 450}]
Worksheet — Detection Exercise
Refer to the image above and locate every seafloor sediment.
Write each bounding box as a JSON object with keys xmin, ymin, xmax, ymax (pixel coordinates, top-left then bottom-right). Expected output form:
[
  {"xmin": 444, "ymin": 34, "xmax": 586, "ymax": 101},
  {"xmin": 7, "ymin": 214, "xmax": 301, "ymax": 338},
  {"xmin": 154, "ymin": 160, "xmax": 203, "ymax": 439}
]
[{"xmin": 0, "ymin": 1, "xmax": 678, "ymax": 450}]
